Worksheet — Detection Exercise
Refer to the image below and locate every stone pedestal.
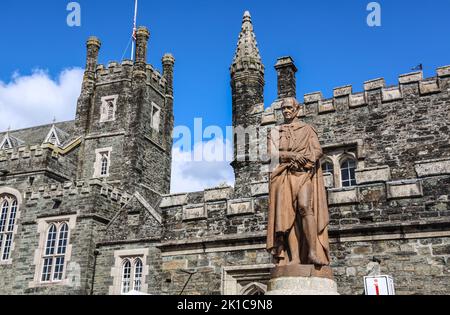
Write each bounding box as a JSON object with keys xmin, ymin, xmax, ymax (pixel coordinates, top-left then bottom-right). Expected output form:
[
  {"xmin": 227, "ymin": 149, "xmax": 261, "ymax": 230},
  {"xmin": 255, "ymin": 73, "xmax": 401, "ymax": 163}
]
[{"xmin": 266, "ymin": 265, "xmax": 339, "ymax": 295}]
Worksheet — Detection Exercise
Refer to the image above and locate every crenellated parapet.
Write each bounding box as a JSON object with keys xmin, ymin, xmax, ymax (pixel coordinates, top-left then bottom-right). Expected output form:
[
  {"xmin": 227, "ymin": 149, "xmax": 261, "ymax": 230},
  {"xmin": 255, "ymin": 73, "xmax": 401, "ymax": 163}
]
[
  {"xmin": 262, "ymin": 65, "xmax": 450, "ymax": 122},
  {"xmin": 94, "ymin": 61, "xmax": 167, "ymax": 95},
  {"xmin": 24, "ymin": 179, "xmax": 132, "ymax": 205}
]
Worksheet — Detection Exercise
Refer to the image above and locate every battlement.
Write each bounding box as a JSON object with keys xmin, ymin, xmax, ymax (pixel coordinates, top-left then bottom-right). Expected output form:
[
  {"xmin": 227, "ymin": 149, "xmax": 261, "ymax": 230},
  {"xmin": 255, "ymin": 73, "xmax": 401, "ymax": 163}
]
[
  {"xmin": 0, "ymin": 136, "xmax": 82, "ymax": 161},
  {"xmin": 160, "ymin": 182, "xmax": 269, "ymax": 219},
  {"xmin": 24, "ymin": 179, "xmax": 132, "ymax": 205},
  {"xmin": 0, "ymin": 145, "xmax": 57, "ymax": 163},
  {"xmin": 307, "ymin": 66, "xmax": 449, "ymax": 112},
  {"xmin": 94, "ymin": 60, "xmax": 167, "ymax": 93},
  {"xmin": 263, "ymin": 65, "xmax": 450, "ymax": 122}
]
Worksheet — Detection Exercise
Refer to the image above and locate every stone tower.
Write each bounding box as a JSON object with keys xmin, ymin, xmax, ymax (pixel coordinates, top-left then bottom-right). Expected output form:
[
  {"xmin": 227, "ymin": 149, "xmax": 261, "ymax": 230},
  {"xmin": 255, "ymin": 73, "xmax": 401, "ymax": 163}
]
[
  {"xmin": 230, "ymin": 11, "xmax": 265, "ymax": 197},
  {"xmin": 74, "ymin": 27, "xmax": 175, "ymax": 196}
]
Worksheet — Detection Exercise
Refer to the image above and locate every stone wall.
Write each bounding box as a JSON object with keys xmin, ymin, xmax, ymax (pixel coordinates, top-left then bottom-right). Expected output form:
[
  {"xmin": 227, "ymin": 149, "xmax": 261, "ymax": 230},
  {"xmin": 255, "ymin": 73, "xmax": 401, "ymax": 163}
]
[{"xmin": 0, "ymin": 182, "xmax": 124, "ymax": 294}]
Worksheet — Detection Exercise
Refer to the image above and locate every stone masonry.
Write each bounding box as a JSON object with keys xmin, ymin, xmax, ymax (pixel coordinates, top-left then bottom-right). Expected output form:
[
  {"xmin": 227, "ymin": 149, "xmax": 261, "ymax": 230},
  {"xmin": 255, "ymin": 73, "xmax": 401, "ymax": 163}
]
[{"xmin": 0, "ymin": 12, "xmax": 449, "ymax": 295}]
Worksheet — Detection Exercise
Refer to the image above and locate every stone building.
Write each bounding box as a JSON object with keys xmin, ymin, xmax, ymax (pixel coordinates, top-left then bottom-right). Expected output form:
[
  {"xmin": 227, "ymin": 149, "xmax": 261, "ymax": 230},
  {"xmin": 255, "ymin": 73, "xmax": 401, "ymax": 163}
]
[{"xmin": 0, "ymin": 11, "xmax": 449, "ymax": 295}]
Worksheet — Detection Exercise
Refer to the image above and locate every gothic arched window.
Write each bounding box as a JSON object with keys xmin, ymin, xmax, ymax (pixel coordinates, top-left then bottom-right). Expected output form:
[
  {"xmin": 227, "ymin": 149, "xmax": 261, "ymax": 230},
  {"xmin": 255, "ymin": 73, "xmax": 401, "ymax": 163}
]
[
  {"xmin": 121, "ymin": 257, "xmax": 145, "ymax": 294},
  {"xmin": 134, "ymin": 258, "xmax": 143, "ymax": 292},
  {"xmin": 341, "ymin": 158, "xmax": 357, "ymax": 187},
  {"xmin": 321, "ymin": 161, "xmax": 334, "ymax": 174},
  {"xmin": 121, "ymin": 259, "xmax": 132, "ymax": 294},
  {"xmin": 41, "ymin": 222, "xmax": 70, "ymax": 282},
  {"xmin": 107, "ymin": 101, "xmax": 115, "ymax": 121},
  {"xmin": 0, "ymin": 195, "xmax": 19, "ymax": 261},
  {"xmin": 101, "ymin": 154, "xmax": 109, "ymax": 176}
]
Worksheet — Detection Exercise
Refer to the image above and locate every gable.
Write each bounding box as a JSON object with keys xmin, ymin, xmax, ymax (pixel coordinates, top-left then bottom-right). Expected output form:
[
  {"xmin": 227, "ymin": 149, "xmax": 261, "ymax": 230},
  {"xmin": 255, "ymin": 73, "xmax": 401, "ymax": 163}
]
[{"xmin": 104, "ymin": 194, "xmax": 162, "ymax": 242}]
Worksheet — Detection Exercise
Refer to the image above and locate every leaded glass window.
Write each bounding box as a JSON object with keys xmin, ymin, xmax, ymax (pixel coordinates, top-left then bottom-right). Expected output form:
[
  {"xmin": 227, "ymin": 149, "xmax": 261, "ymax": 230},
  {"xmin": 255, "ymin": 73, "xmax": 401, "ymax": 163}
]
[
  {"xmin": 0, "ymin": 195, "xmax": 19, "ymax": 261},
  {"xmin": 41, "ymin": 222, "xmax": 70, "ymax": 282},
  {"xmin": 341, "ymin": 159, "xmax": 357, "ymax": 187}
]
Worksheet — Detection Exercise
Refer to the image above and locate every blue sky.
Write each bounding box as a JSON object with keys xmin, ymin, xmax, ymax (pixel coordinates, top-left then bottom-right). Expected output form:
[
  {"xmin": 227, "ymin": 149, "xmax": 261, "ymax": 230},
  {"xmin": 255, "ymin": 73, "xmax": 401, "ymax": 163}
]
[
  {"xmin": 1, "ymin": 0, "xmax": 450, "ymax": 129},
  {"xmin": 0, "ymin": 0, "xmax": 449, "ymax": 192}
]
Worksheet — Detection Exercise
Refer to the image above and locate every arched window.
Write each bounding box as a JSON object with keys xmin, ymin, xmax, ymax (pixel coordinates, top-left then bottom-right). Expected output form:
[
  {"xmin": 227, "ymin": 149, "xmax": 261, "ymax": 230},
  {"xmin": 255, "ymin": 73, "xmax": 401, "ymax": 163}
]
[
  {"xmin": 101, "ymin": 154, "xmax": 109, "ymax": 176},
  {"xmin": 54, "ymin": 223, "xmax": 68, "ymax": 281},
  {"xmin": 241, "ymin": 282, "xmax": 267, "ymax": 295},
  {"xmin": 321, "ymin": 161, "xmax": 334, "ymax": 174},
  {"xmin": 134, "ymin": 258, "xmax": 143, "ymax": 292},
  {"xmin": 120, "ymin": 257, "xmax": 145, "ymax": 294},
  {"xmin": 107, "ymin": 101, "xmax": 115, "ymax": 121},
  {"xmin": 41, "ymin": 222, "xmax": 70, "ymax": 282},
  {"xmin": 121, "ymin": 259, "xmax": 132, "ymax": 294},
  {"xmin": 341, "ymin": 158, "xmax": 357, "ymax": 187},
  {"xmin": 0, "ymin": 195, "xmax": 19, "ymax": 261}
]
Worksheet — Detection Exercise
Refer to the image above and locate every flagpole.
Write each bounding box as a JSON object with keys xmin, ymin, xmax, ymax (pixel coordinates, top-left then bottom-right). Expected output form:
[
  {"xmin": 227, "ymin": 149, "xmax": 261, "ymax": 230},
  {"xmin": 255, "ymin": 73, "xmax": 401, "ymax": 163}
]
[{"xmin": 131, "ymin": 0, "xmax": 138, "ymax": 61}]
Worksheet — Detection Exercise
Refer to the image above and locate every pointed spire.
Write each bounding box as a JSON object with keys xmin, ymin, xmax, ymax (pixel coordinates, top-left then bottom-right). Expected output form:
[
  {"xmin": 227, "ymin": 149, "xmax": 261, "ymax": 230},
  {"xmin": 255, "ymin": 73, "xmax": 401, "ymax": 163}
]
[{"xmin": 231, "ymin": 11, "xmax": 263, "ymax": 73}]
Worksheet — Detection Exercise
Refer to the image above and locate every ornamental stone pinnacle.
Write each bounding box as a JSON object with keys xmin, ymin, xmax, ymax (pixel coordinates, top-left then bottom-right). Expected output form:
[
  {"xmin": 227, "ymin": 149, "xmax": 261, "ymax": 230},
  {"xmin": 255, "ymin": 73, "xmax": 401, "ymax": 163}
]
[{"xmin": 231, "ymin": 10, "xmax": 264, "ymax": 75}]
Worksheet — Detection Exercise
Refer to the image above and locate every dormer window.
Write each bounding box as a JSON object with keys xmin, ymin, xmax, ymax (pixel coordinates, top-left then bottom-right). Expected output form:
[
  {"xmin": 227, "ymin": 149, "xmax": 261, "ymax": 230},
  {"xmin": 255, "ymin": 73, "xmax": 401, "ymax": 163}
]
[
  {"xmin": 44, "ymin": 126, "xmax": 61, "ymax": 146},
  {"xmin": 0, "ymin": 135, "xmax": 12, "ymax": 150},
  {"xmin": 100, "ymin": 95, "xmax": 119, "ymax": 123}
]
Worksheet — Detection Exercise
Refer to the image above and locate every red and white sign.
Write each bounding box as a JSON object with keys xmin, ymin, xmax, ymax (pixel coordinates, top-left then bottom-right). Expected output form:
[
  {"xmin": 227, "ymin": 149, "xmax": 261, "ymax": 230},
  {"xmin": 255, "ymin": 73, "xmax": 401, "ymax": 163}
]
[{"xmin": 364, "ymin": 275, "xmax": 395, "ymax": 295}]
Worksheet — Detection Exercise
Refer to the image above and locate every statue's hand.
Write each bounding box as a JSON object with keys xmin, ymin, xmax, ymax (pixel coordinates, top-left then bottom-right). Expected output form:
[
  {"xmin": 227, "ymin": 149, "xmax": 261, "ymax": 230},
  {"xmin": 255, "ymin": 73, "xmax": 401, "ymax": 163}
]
[
  {"xmin": 292, "ymin": 154, "xmax": 309, "ymax": 166},
  {"xmin": 279, "ymin": 152, "xmax": 296, "ymax": 163}
]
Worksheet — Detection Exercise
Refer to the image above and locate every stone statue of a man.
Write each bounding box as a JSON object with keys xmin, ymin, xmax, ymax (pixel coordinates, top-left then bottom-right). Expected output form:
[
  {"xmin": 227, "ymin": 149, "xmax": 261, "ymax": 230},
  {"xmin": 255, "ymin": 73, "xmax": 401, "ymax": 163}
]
[{"xmin": 266, "ymin": 97, "xmax": 330, "ymax": 266}]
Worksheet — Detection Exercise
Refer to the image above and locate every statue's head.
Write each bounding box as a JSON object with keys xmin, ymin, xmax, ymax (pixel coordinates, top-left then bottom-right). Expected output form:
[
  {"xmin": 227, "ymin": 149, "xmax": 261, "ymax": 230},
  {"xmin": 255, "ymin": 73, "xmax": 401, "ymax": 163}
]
[{"xmin": 281, "ymin": 97, "xmax": 300, "ymax": 123}]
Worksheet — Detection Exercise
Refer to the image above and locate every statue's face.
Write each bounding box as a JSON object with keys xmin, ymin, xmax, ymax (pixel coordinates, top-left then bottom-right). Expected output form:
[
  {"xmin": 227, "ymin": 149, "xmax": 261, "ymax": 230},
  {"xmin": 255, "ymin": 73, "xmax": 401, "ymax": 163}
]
[{"xmin": 282, "ymin": 102, "xmax": 299, "ymax": 122}]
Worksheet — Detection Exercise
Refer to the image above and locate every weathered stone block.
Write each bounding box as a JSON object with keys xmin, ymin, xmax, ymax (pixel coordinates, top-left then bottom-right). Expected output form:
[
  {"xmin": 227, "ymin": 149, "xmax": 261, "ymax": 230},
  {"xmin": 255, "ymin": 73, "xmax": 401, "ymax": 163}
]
[
  {"xmin": 261, "ymin": 113, "xmax": 276, "ymax": 125},
  {"xmin": 437, "ymin": 65, "xmax": 450, "ymax": 77},
  {"xmin": 328, "ymin": 188, "xmax": 359, "ymax": 205},
  {"xmin": 382, "ymin": 87, "xmax": 402, "ymax": 102},
  {"xmin": 227, "ymin": 199, "xmax": 254, "ymax": 216},
  {"xmin": 349, "ymin": 93, "xmax": 366, "ymax": 107},
  {"xmin": 358, "ymin": 184, "xmax": 386, "ymax": 203},
  {"xmin": 419, "ymin": 80, "xmax": 440, "ymax": 95},
  {"xmin": 204, "ymin": 186, "xmax": 233, "ymax": 202},
  {"xmin": 162, "ymin": 259, "xmax": 188, "ymax": 271},
  {"xmin": 250, "ymin": 181, "xmax": 268, "ymax": 197},
  {"xmin": 398, "ymin": 71, "xmax": 422, "ymax": 84},
  {"xmin": 304, "ymin": 92, "xmax": 322, "ymax": 103},
  {"xmin": 364, "ymin": 78, "xmax": 385, "ymax": 91},
  {"xmin": 415, "ymin": 158, "xmax": 450, "ymax": 177},
  {"xmin": 160, "ymin": 194, "xmax": 188, "ymax": 208},
  {"xmin": 323, "ymin": 173, "xmax": 334, "ymax": 188},
  {"xmin": 183, "ymin": 204, "xmax": 207, "ymax": 221},
  {"xmin": 318, "ymin": 100, "xmax": 335, "ymax": 113},
  {"xmin": 333, "ymin": 85, "xmax": 352, "ymax": 97},
  {"xmin": 355, "ymin": 166, "xmax": 391, "ymax": 184},
  {"xmin": 387, "ymin": 180, "xmax": 423, "ymax": 199}
]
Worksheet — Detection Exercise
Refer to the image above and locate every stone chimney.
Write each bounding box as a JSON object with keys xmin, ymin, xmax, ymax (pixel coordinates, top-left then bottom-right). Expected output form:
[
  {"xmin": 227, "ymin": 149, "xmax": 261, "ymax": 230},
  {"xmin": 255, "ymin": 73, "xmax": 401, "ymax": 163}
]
[{"xmin": 275, "ymin": 56, "xmax": 297, "ymax": 99}]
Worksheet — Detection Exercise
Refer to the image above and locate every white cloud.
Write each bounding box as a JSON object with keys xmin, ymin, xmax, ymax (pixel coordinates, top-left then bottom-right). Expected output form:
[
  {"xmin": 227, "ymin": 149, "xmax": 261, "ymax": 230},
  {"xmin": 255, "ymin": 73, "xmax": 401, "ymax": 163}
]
[
  {"xmin": 170, "ymin": 137, "xmax": 235, "ymax": 193},
  {"xmin": 0, "ymin": 67, "xmax": 236, "ymax": 194},
  {"xmin": 0, "ymin": 68, "xmax": 84, "ymax": 131}
]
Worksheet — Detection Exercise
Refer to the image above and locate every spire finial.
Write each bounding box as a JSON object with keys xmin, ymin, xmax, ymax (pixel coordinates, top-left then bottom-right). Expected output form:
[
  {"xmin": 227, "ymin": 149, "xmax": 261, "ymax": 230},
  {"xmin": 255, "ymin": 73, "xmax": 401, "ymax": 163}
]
[{"xmin": 231, "ymin": 10, "xmax": 262, "ymax": 68}]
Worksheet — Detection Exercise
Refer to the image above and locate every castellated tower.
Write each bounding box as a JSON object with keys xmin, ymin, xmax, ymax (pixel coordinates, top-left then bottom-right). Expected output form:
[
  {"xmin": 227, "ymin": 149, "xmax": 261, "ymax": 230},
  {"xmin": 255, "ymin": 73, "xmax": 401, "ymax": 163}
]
[
  {"xmin": 230, "ymin": 11, "xmax": 265, "ymax": 198},
  {"xmin": 75, "ymin": 27, "xmax": 175, "ymax": 197}
]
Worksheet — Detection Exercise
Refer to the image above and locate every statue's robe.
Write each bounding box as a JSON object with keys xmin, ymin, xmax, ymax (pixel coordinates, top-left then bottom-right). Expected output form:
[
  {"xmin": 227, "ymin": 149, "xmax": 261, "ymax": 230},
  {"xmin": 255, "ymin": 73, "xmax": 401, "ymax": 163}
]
[{"xmin": 266, "ymin": 120, "xmax": 330, "ymax": 265}]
